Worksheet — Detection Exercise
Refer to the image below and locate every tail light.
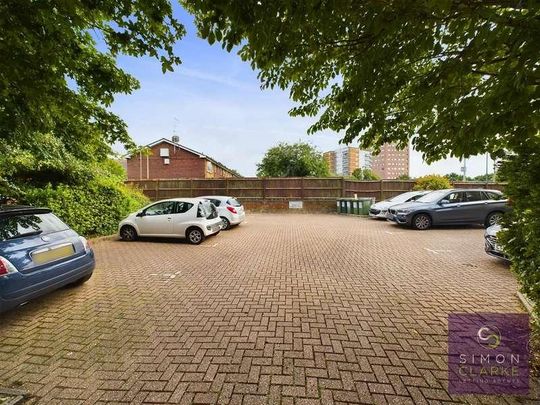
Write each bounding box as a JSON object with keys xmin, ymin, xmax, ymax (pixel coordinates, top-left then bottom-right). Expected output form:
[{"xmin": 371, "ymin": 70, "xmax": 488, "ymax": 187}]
[
  {"xmin": 79, "ymin": 236, "xmax": 92, "ymax": 252},
  {"xmin": 0, "ymin": 257, "xmax": 18, "ymax": 277},
  {"xmin": 226, "ymin": 206, "xmax": 237, "ymax": 214}
]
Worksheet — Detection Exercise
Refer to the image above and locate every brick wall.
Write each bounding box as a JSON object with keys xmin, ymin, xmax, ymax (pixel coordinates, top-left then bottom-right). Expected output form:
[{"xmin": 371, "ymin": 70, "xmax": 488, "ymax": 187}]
[
  {"xmin": 127, "ymin": 141, "xmax": 207, "ymax": 180},
  {"xmin": 241, "ymin": 198, "xmax": 337, "ymax": 213}
]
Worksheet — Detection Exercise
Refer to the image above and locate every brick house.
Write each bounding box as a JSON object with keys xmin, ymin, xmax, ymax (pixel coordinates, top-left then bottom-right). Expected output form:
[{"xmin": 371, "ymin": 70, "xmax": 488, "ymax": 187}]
[{"xmin": 126, "ymin": 138, "xmax": 240, "ymax": 180}]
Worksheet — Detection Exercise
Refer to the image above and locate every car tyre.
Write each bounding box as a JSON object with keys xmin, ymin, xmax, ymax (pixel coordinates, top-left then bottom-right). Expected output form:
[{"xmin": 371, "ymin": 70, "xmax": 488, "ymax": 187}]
[
  {"xmin": 412, "ymin": 213, "xmax": 432, "ymax": 230},
  {"xmin": 220, "ymin": 216, "xmax": 231, "ymax": 230},
  {"xmin": 187, "ymin": 227, "xmax": 205, "ymax": 245},
  {"xmin": 68, "ymin": 272, "xmax": 93, "ymax": 287},
  {"xmin": 485, "ymin": 211, "xmax": 503, "ymax": 228},
  {"xmin": 120, "ymin": 225, "xmax": 138, "ymax": 241}
]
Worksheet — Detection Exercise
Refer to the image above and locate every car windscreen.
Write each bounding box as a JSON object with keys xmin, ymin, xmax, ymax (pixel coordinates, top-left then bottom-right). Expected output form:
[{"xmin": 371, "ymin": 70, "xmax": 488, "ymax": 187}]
[
  {"xmin": 227, "ymin": 198, "xmax": 242, "ymax": 207},
  {"xmin": 0, "ymin": 213, "xmax": 69, "ymax": 241},
  {"xmin": 199, "ymin": 201, "xmax": 218, "ymax": 219},
  {"xmin": 416, "ymin": 190, "xmax": 449, "ymax": 203},
  {"xmin": 388, "ymin": 192, "xmax": 419, "ymax": 203}
]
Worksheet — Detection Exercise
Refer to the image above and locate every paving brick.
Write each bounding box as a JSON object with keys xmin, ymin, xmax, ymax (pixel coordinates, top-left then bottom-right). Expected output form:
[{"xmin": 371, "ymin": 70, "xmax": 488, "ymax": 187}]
[{"xmin": 0, "ymin": 214, "xmax": 537, "ymax": 404}]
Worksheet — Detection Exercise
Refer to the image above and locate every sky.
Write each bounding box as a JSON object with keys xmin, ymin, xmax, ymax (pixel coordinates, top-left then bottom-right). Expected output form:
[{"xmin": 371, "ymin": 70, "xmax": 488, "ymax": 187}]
[{"xmin": 110, "ymin": 5, "xmax": 494, "ymax": 178}]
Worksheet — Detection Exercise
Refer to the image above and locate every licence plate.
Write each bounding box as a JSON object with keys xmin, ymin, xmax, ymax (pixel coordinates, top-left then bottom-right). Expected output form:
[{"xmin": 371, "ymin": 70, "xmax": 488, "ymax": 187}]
[{"xmin": 31, "ymin": 243, "xmax": 75, "ymax": 265}]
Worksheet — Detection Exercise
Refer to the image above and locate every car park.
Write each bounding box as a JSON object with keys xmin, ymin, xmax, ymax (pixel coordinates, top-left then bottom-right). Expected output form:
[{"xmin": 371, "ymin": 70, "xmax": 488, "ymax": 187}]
[
  {"xmin": 199, "ymin": 196, "xmax": 246, "ymax": 230},
  {"xmin": 0, "ymin": 205, "xmax": 95, "ymax": 313},
  {"xmin": 369, "ymin": 190, "xmax": 429, "ymax": 219},
  {"xmin": 118, "ymin": 198, "xmax": 223, "ymax": 244},
  {"xmin": 484, "ymin": 224, "xmax": 509, "ymax": 261},
  {"xmin": 387, "ymin": 189, "xmax": 508, "ymax": 230}
]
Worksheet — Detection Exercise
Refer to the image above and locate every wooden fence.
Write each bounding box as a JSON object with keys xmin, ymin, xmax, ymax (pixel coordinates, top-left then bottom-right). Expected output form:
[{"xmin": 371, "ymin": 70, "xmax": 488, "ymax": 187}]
[{"xmin": 126, "ymin": 178, "xmax": 505, "ymax": 202}]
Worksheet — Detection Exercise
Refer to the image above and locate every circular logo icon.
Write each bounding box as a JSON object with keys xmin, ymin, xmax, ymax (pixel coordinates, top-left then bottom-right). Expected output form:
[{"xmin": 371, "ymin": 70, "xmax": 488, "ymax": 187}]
[{"xmin": 477, "ymin": 325, "xmax": 501, "ymax": 349}]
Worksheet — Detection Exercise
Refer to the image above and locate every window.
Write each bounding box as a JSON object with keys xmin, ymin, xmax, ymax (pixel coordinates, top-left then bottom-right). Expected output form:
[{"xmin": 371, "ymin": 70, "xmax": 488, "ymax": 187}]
[
  {"xmin": 206, "ymin": 161, "xmax": 213, "ymax": 172},
  {"xmin": 227, "ymin": 198, "xmax": 242, "ymax": 207},
  {"xmin": 446, "ymin": 192, "xmax": 465, "ymax": 203},
  {"xmin": 144, "ymin": 201, "xmax": 176, "ymax": 216},
  {"xmin": 483, "ymin": 191, "xmax": 503, "ymax": 201},
  {"xmin": 175, "ymin": 202, "xmax": 194, "ymax": 213},
  {"xmin": 465, "ymin": 191, "xmax": 483, "ymax": 202},
  {"xmin": 160, "ymin": 148, "xmax": 169, "ymax": 157},
  {"xmin": 208, "ymin": 199, "xmax": 221, "ymax": 207},
  {"xmin": 0, "ymin": 213, "xmax": 69, "ymax": 241}
]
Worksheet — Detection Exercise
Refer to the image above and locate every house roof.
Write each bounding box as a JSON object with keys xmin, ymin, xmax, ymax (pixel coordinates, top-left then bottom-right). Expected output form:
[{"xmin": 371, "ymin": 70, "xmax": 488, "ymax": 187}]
[{"xmin": 135, "ymin": 138, "xmax": 241, "ymax": 177}]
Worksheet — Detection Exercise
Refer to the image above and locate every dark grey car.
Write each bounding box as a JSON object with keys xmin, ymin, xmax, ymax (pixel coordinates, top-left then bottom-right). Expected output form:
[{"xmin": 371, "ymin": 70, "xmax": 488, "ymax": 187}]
[{"xmin": 387, "ymin": 189, "xmax": 509, "ymax": 230}]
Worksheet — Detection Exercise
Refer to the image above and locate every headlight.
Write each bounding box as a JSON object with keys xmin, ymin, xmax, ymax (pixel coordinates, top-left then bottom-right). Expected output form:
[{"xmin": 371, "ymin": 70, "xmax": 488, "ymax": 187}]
[{"xmin": 397, "ymin": 209, "xmax": 412, "ymax": 215}]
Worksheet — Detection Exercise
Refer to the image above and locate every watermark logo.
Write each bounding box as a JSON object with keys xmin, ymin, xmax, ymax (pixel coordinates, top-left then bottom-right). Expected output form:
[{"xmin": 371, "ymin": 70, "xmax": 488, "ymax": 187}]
[
  {"xmin": 448, "ymin": 313, "xmax": 529, "ymax": 395},
  {"xmin": 477, "ymin": 325, "xmax": 501, "ymax": 349}
]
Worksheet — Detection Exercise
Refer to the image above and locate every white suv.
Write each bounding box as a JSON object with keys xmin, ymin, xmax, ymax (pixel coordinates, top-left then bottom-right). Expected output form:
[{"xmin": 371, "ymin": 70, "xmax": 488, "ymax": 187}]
[
  {"xmin": 199, "ymin": 196, "xmax": 246, "ymax": 230},
  {"xmin": 118, "ymin": 198, "xmax": 223, "ymax": 244}
]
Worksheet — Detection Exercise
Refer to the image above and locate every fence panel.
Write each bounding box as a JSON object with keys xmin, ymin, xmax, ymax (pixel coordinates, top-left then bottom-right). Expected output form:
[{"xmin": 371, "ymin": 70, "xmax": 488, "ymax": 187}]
[
  {"xmin": 126, "ymin": 178, "xmax": 506, "ymax": 202},
  {"xmin": 303, "ymin": 178, "xmax": 342, "ymax": 199}
]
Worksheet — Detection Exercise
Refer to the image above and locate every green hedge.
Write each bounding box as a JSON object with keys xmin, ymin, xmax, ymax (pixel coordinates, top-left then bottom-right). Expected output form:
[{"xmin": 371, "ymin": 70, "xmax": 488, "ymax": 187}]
[
  {"xmin": 498, "ymin": 141, "xmax": 540, "ymax": 316},
  {"xmin": 21, "ymin": 179, "xmax": 148, "ymax": 237}
]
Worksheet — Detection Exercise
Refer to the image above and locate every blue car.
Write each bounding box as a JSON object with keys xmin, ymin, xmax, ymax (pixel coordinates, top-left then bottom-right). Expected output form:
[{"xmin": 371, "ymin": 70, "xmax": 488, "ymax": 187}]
[
  {"xmin": 0, "ymin": 205, "xmax": 95, "ymax": 313},
  {"xmin": 386, "ymin": 189, "xmax": 509, "ymax": 230}
]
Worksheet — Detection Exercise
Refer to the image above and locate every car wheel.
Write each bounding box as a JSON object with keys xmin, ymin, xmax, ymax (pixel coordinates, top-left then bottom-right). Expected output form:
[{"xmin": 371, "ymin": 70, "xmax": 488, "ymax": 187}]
[
  {"xmin": 221, "ymin": 217, "xmax": 231, "ymax": 230},
  {"xmin": 413, "ymin": 213, "xmax": 432, "ymax": 230},
  {"xmin": 187, "ymin": 227, "xmax": 205, "ymax": 245},
  {"xmin": 120, "ymin": 225, "xmax": 138, "ymax": 241},
  {"xmin": 485, "ymin": 211, "xmax": 503, "ymax": 228}
]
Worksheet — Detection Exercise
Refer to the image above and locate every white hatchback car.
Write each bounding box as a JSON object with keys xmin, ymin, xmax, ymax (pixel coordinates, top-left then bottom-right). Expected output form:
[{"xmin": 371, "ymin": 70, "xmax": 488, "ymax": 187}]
[
  {"xmin": 118, "ymin": 198, "xmax": 223, "ymax": 244},
  {"xmin": 199, "ymin": 196, "xmax": 246, "ymax": 230}
]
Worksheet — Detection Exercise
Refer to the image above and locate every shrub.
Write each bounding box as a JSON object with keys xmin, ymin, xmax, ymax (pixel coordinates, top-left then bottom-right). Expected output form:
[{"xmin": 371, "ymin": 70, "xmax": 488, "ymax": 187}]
[
  {"xmin": 413, "ymin": 174, "xmax": 452, "ymax": 191},
  {"xmin": 21, "ymin": 179, "xmax": 148, "ymax": 237},
  {"xmin": 497, "ymin": 142, "xmax": 540, "ymax": 317}
]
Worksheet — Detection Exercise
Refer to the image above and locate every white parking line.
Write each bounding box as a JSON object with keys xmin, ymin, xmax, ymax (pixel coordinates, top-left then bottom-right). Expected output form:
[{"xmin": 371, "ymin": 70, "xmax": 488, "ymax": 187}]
[{"xmin": 385, "ymin": 231, "xmax": 403, "ymax": 235}]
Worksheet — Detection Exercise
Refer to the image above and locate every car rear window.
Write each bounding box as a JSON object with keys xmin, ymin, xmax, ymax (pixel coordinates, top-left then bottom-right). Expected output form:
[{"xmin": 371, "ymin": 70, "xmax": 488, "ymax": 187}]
[
  {"xmin": 0, "ymin": 213, "xmax": 69, "ymax": 241},
  {"xmin": 198, "ymin": 201, "xmax": 218, "ymax": 219},
  {"xmin": 227, "ymin": 198, "xmax": 241, "ymax": 207}
]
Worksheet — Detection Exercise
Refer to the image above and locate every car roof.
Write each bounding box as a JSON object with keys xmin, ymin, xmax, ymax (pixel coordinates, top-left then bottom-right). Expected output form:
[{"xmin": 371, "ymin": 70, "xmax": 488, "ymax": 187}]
[
  {"xmin": 448, "ymin": 188, "xmax": 502, "ymax": 193},
  {"xmin": 197, "ymin": 196, "xmax": 234, "ymax": 200},
  {"xmin": 0, "ymin": 205, "xmax": 51, "ymax": 217},
  {"xmin": 153, "ymin": 198, "xmax": 207, "ymax": 203}
]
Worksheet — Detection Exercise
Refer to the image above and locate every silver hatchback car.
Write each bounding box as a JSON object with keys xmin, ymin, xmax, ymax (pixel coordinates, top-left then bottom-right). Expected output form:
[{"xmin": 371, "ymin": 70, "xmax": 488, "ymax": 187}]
[{"xmin": 199, "ymin": 196, "xmax": 246, "ymax": 230}]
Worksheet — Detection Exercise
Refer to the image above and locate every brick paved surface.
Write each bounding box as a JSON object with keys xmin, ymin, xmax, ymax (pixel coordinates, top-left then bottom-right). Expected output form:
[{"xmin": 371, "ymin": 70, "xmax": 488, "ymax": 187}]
[{"xmin": 0, "ymin": 214, "xmax": 537, "ymax": 404}]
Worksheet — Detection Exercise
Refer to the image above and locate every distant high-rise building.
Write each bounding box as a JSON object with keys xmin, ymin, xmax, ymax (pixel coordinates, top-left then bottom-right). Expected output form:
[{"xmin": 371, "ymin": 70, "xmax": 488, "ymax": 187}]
[
  {"xmin": 323, "ymin": 143, "xmax": 409, "ymax": 179},
  {"xmin": 323, "ymin": 151, "xmax": 336, "ymax": 174},
  {"xmin": 323, "ymin": 146, "xmax": 372, "ymax": 176},
  {"xmin": 371, "ymin": 143, "xmax": 409, "ymax": 179}
]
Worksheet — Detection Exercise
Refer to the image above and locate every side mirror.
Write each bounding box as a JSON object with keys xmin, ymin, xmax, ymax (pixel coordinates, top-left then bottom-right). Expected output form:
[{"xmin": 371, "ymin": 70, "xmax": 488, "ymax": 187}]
[
  {"xmin": 439, "ymin": 199, "xmax": 450, "ymax": 205},
  {"xmin": 136, "ymin": 211, "xmax": 145, "ymax": 217}
]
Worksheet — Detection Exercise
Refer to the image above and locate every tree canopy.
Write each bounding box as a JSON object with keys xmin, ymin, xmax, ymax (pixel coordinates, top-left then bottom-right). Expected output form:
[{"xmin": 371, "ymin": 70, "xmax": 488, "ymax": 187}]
[
  {"xmin": 257, "ymin": 142, "xmax": 329, "ymax": 177},
  {"xmin": 0, "ymin": 0, "xmax": 185, "ymax": 190},
  {"xmin": 184, "ymin": 0, "xmax": 539, "ymax": 161}
]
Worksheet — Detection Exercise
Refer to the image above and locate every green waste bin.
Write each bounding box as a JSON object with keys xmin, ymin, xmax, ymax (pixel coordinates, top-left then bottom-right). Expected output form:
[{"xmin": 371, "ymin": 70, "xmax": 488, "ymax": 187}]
[
  {"xmin": 359, "ymin": 198, "xmax": 373, "ymax": 215},
  {"xmin": 337, "ymin": 197, "xmax": 374, "ymax": 215},
  {"xmin": 337, "ymin": 199, "xmax": 348, "ymax": 214}
]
